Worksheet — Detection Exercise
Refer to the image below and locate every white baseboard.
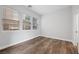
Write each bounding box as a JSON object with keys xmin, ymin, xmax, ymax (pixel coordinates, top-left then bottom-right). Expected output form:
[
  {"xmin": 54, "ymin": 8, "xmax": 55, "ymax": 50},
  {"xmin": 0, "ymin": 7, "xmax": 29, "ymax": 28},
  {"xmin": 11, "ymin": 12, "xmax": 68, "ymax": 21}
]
[
  {"xmin": 42, "ymin": 35, "xmax": 73, "ymax": 42},
  {"xmin": 42, "ymin": 35, "xmax": 78, "ymax": 45}
]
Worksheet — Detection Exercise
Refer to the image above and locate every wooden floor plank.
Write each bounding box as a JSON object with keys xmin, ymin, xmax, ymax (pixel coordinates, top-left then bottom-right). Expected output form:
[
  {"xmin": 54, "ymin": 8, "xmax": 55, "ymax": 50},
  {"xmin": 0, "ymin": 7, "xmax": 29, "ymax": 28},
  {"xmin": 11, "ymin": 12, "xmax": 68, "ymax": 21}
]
[{"xmin": 0, "ymin": 36, "xmax": 78, "ymax": 54}]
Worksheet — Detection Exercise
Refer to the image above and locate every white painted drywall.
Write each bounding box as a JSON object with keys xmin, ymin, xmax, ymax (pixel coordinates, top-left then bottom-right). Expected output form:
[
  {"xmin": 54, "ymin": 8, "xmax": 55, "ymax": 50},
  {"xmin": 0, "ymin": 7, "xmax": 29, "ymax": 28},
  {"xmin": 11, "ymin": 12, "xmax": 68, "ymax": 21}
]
[
  {"xmin": 0, "ymin": 5, "xmax": 41, "ymax": 49},
  {"xmin": 41, "ymin": 7, "xmax": 73, "ymax": 41}
]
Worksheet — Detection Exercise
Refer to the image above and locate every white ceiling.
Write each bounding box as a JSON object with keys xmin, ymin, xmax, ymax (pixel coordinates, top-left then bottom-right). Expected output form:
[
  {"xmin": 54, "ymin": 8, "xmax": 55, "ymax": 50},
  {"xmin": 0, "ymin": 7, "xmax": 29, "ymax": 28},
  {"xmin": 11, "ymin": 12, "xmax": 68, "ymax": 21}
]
[{"xmin": 26, "ymin": 5, "xmax": 71, "ymax": 15}]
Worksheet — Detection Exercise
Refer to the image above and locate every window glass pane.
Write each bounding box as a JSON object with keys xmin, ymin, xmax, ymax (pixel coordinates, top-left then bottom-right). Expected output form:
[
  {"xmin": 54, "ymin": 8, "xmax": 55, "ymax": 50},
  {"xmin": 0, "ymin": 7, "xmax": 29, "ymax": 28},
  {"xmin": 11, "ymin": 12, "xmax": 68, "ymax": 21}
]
[
  {"xmin": 23, "ymin": 16, "xmax": 31, "ymax": 30},
  {"xmin": 3, "ymin": 7, "xmax": 20, "ymax": 30},
  {"xmin": 33, "ymin": 17, "xmax": 38, "ymax": 30}
]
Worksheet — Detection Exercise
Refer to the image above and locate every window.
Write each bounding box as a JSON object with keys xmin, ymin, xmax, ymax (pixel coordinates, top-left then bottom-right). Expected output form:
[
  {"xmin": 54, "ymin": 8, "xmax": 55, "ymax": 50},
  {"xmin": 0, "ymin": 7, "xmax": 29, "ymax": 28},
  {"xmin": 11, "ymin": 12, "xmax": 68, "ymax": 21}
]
[
  {"xmin": 2, "ymin": 7, "xmax": 20, "ymax": 30},
  {"xmin": 32, "ymin": 17, "xmax": 38, "ymax": 30},
  {"xmin": 3, "ymin": 19, "xmax": 19, "ymax": 30},
  {"xmin": 23, "ymin": 16, "xmax": 31, "ymax": 30}
]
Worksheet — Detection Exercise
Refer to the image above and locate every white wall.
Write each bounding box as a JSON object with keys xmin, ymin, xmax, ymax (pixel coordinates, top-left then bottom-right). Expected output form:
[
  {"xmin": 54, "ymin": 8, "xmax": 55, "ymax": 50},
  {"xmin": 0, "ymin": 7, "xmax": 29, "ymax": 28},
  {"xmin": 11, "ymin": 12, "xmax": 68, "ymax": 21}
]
[
  {"xmin": 41, "ymin": 7, "xmax": 73, "ymax": 41},
  {"xmin": 0, "ymin": 5, "xmax": 41, "ymax": 49}
]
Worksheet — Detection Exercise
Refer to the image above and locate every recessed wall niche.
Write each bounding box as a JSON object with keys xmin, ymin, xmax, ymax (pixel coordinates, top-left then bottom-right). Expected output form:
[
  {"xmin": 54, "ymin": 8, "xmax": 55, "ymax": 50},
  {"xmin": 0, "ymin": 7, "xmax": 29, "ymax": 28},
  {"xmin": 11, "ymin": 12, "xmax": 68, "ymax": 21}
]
[{"xmin": 2, "ymin": 7, "xmax": 20, "ymax": 30}]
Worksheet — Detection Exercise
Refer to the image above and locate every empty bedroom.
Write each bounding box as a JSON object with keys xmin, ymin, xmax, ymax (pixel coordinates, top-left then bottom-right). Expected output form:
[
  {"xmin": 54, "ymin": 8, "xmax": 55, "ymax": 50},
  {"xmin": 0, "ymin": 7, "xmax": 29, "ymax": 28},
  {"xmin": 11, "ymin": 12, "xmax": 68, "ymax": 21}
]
[{"xmin": 0, "ymin": 5, "xmax": 79, "ymax": 54}]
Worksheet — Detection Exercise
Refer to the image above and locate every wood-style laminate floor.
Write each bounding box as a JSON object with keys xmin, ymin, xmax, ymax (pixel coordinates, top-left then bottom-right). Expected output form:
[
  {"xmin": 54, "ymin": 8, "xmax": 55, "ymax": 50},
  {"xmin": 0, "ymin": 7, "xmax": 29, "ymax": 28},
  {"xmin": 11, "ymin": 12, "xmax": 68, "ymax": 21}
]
[{"xmin": 0, "ymin": 36, "xmax": 78, "ymax": 54}]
